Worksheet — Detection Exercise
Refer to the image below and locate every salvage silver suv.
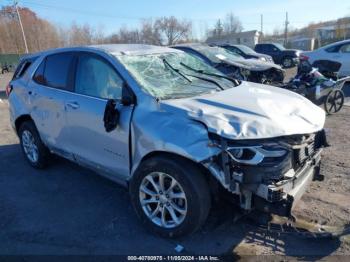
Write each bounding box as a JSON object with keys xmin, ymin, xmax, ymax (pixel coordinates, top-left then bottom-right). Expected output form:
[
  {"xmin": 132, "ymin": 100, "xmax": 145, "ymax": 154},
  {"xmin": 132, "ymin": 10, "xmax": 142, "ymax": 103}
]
[{"xmin": 7, "ymin": 44, "xmax": 327, "ymax": 237}]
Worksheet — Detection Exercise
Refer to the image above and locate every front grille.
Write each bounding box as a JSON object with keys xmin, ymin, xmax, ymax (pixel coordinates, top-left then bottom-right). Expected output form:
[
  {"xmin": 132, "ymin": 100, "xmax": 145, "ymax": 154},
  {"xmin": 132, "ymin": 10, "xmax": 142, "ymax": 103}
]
[
  {"xmin": 268, "ymin": 188, "xmax": 284, "ymax": 202},
  {"xmin": 293, "ymin": 135, "xmax": 319, "ymax": 169}
]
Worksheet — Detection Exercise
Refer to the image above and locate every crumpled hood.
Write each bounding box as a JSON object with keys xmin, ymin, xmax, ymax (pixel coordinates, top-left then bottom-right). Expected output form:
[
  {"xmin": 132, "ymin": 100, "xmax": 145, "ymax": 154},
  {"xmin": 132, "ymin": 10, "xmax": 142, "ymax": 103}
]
[
  {"xmin": 161, "ymin": 81, "xmax": 325, "ymax": 140},
  {"xmin": 223, "ymin": 57, "xmax": 282, "ymax": 71}
]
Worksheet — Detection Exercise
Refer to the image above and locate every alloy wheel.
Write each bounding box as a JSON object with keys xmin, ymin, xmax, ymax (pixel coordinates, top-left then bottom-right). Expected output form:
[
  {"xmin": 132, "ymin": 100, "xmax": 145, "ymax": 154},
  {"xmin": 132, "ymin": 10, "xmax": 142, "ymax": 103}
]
[
  {"xmin": 21, "ymin": 130, "xmax": 39, "ymax": 163},
  {"xmin": 139, "ymin": 172, "xmax": 187, "ymax": 228},
  {"xmin": 283, "ymin": 58, "xmax": 292, "ymax": 68}
]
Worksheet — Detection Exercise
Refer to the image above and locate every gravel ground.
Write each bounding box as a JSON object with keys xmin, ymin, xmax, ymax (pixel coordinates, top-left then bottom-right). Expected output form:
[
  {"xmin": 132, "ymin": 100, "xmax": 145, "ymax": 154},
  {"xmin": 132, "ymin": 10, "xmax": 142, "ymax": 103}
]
[{"xmin": 0, "ymin": 71, "xmax": 349, "ymax": 259}]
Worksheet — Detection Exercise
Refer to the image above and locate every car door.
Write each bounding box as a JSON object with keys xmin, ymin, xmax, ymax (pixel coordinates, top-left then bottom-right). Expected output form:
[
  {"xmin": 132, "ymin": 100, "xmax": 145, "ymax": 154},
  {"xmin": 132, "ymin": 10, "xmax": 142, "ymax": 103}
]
[
  {"xmin": 64, "ymin": 51, "xmax": 133, "ymax": 180},
  {"xmin": 29, "ymin": 52, "xmax": 75, "ymax": 158}
]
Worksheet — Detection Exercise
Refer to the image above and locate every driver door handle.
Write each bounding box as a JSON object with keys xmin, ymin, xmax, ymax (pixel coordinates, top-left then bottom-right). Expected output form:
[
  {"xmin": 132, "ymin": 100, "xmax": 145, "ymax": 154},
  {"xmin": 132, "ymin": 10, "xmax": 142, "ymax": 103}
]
[{"xmin": 66, "ymin": 101, "xmax": 80, "ymax": 109}]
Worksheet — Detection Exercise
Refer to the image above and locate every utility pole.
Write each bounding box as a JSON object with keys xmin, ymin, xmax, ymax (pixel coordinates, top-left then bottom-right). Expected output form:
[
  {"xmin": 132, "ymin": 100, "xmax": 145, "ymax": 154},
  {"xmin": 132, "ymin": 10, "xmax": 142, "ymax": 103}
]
[
  {"xmin": 284, "ymin": 12, "xmax": 289, "ymax": 46},
  {"xmin": 14, "ymin": 0, "xmax": 29, "ymax": 53}
]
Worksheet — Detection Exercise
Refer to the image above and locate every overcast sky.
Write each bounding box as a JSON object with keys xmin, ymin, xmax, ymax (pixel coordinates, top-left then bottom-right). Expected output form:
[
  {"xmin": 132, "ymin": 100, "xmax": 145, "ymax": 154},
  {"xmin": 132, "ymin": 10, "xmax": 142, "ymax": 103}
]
[{"xmin": 2, "ymin": 0, "xmax": 350, "ymax": 38}]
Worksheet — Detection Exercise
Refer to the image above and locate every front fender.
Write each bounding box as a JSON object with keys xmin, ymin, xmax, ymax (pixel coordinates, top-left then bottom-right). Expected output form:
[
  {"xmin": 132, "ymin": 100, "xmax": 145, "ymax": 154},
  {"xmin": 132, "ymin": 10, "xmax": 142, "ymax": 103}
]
[{"xmin": 130, "ymin": 100, "xmax": 221, "ymax": 176}]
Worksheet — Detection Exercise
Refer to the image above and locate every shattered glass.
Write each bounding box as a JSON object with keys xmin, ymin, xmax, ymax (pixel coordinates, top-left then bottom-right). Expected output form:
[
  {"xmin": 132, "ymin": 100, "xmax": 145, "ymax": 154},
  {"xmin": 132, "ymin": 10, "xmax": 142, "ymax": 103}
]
[
  {"xmin": 193, "ymin": 46, "xmax": 244, "ymax": 63},
  {"xmin": 116, "ymin": 52, "xmax": 234, "ymax": 99}
]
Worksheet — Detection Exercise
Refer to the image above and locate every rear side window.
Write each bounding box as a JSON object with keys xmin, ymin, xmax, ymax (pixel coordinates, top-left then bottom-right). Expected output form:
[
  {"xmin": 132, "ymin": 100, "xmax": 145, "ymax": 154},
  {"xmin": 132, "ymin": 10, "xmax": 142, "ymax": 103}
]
[
  {"xmin": 264, "ymin": 45, "xmax": 273, "ymax": 51},
  {"xmin": 255, "ymin": 45, "xmax": 263, "ymax": 52},
  {"xmin": 33, "ymin": 60, "xmax": 45, "ymax": 85},
  {"xmin": 325, "ymin": 45, "xmax": 340, "ymax": 53},
  {"xmin": 13, "ymin": 57, "xmax": 37, "ymax": 80},
  {"xmin": 33, "ymin": 52, "xmax": 75, "ymax": 91}
]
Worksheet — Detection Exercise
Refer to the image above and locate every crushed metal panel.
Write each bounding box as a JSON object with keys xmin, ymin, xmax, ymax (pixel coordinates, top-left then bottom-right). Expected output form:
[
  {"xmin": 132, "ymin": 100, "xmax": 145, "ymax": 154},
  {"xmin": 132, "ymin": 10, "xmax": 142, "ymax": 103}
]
[
  {"xmin": 161, "ymin": 81, "xmax": 326, "ymax": 140},
  {"xmin": 130, "ymin": 97, "xmax": 221, "ymax": 175}
]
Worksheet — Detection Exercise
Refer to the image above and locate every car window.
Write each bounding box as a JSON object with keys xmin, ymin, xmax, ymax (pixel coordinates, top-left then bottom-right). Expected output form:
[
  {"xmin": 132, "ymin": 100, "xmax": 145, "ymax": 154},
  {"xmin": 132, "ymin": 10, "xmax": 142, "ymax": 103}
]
[
  {"xmin": 255, "ymin": 45, "xmax": 263, "ymax": 52},
  {"xmin": 195, "ymin": 46, "xmax": 243, "ymax": 63},
  {"xmin": 75, "ymin": 53, "xmax": 123, "ymax": 99},
  {"xmin": 325, "ymin": 45, "xmax": 340, "ymax": 53},
  {"xmin": 265, "ymin": 45, "xmax": 276, "ymax": 52},
  {"xmin": 273, "ymin": 43, "xmax": 285, "ymax": 50},
  {"xmin": 13, "ymin": 56, "xmax": 38, "ymax": 80},
  {"xmin": 43, "ymin": 53, "xmax": 75, "ymax": 90},
  {"xmin": 339, "ymin": 44, "xmax": 350, "ymax": 53},
  {"xmin": 13, "ymin": 61, "xmax": 30, "ymax": 80},
  {"xmin": 236, "ymin": 45, "xmax": 256, "ymax": 55},
  {"xmin": 33, "ymin": 59, "xmax": 46, "ymax": 85},
  {"xmin": 227, "ymin": 47, "xmax": 241, "ymax": 55}
]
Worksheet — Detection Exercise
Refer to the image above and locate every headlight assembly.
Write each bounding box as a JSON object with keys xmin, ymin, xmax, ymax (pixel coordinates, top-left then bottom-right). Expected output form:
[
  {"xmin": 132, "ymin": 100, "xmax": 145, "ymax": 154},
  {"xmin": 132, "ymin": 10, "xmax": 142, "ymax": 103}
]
[{"xmin": 227, "ymin": 145, "xmax": 287, "ymax": 165}]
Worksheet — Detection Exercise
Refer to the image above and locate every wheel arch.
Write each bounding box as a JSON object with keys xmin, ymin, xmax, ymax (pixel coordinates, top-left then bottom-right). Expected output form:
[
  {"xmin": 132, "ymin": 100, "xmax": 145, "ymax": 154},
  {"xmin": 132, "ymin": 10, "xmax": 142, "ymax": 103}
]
[
  {"xmin": 15, "ymin": 114, "xmax": 35, "ymax": 135},
  {"xmin": 129, "ymin": 150, "xmax": 219, "ymax": 196}
]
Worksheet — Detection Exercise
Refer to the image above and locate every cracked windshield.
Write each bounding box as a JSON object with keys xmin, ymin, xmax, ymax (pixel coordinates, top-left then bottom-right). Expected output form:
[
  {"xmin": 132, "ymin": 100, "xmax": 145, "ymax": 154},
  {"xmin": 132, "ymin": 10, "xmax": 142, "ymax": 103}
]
[{"xmin": 117, "ymin": 51, "xmax": 236, "ymax": 99}]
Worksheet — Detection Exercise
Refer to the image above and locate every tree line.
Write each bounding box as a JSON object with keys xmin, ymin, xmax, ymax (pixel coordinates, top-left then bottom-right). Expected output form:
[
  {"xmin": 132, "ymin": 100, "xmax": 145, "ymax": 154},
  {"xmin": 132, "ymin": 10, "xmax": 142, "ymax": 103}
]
[{"xmin": 0, "ymin": 5, "xmax": 194, "ymax": 54}]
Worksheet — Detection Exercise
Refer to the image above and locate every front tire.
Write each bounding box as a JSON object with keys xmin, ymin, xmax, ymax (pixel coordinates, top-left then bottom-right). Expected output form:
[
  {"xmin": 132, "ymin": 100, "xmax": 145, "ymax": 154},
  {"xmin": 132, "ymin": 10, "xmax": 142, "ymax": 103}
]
[
  {"xmin": 129, "ymin": 155, "xmax": 211, "ymax": 238},
  {"xmin": 19, "ymin": 121, "xmax": 49, "ymax": 169},
  {"xmin": 282, "ymin": 57, "xmax": 294, "ymax": 68}
]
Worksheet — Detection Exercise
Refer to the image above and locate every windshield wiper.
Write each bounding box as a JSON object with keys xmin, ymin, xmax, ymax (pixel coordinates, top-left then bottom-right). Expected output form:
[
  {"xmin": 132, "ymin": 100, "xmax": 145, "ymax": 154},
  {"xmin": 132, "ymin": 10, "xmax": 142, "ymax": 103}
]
[
  {"xmin": 180, "ymin": 62, "xmax": 240, "ymax": 86},
  {"xmin": 163, "ymin": 58, "xmax": 192, "ymax": 83},
  {"xmin": 182, "ymin": 73, "xmax": 225, "ymax": 90},
  {"xmin": 163, "ymin": 58, "xmax": 224, "ymax": 91}
]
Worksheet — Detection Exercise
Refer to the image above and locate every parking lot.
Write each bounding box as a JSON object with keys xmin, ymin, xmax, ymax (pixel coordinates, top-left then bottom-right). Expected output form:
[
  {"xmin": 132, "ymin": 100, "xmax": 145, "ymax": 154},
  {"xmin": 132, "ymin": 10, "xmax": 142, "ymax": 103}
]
[{"xmin": 0, "ymin": 71, "xmax": 350, "ymax": 258}]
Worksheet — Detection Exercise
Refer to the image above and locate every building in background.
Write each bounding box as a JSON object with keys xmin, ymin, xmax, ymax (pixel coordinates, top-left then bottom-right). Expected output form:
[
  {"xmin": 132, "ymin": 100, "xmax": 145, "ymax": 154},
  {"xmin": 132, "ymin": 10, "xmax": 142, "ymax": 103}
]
[
  {"xmin": 316, "ymin": 23, "xmax": 350, "ymax": 42},
  {"xmin": 289, "ymin": 37, "xmax": 316, "ymax": 51},
  {"xmin": 206, "ymin": 30, "xmax": 261, "ymax": 48}
]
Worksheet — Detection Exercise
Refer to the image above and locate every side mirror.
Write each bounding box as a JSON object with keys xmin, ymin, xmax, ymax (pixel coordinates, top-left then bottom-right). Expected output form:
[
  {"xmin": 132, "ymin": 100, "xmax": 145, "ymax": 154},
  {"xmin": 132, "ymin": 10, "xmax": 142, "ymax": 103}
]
[{"xmin": 103, "ymin": 99, "xmax": 119, "ymax": 132}]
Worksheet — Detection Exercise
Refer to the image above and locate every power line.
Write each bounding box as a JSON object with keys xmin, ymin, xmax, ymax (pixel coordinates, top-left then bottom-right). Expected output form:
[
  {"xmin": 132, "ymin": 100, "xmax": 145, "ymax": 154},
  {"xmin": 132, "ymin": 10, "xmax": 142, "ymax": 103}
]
[
  {"xmin": 20, "ymin": 0, "xmax": 144, "ymax": 20},
  {"xmin": 8, "ymin": 0, "xmax": 318, "ymax": 25}
]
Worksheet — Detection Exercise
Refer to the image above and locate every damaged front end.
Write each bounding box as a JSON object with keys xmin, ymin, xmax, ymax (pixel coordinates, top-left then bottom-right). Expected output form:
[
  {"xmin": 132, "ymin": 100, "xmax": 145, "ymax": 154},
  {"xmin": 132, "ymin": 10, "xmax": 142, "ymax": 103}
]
[{"xmin": 203, "ymin": 130, "xmax": 328, "ymax": 218}]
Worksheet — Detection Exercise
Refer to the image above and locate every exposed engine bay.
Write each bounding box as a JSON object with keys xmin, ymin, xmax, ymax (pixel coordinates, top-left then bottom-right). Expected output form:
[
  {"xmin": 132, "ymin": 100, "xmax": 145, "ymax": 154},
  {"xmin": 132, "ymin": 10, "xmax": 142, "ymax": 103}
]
[{"xmin": 203, "ymin": 130, "xmax": 329, "ymax": 219}]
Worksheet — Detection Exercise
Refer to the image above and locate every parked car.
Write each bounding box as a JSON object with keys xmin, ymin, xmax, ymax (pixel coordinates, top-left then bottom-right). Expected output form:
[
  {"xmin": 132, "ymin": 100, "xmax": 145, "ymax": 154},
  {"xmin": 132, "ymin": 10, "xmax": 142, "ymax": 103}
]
[
  {"xmin": 218, "ymin": 44, "xmax": 274, "ymax": 63},
  {"xmin": 300, "ymin": 40, "xmax": 350, "ymax": 77},
  {"xmin": 7, "ymin": 44, "xmax": 327, "ymax": 237},
  {"xmin": 172, "ymin": 43, "xmax": 285, "ymax": 84},
  {"xmin": 255, "ymin": 43, "xmax": 300, "ymax": 68}
]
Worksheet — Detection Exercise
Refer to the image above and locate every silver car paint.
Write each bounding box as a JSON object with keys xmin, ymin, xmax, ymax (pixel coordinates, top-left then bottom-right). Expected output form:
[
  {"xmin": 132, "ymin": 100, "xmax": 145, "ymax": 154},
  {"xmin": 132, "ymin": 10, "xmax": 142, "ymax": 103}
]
[
  {"xmin": 217, "ymin": 56, "xmax": 283, "ymax": 72},
  {"xmin": 161, "ymin": 81, "xmax": 325, "ymax": 140},
  {"xmin": 302, "ymin": 40, "xmax": 350, "ymax": 77},
  {"xmin": 172, "ymin": 43, "xmax": 283, "ymax": 72},
  {"xmin": 9, "ymin": 44, "xmax": 325, "ymax": 186}
]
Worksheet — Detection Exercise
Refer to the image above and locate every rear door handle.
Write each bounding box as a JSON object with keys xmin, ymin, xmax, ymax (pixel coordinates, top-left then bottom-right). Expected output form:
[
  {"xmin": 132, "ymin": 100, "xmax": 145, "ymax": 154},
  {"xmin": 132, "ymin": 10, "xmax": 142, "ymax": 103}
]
[{"xmin": 66, "ymin": 101, "xmax": 80, "ymax": 109}]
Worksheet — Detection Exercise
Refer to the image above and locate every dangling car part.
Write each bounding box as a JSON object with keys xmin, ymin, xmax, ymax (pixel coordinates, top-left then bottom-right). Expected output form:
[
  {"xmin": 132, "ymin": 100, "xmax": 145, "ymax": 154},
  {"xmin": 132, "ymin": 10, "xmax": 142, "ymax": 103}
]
[
  {"xmin": 280, "ymin": 59, "xmax": 349, "ymax": 114},
  {"xmin": 248, "ymin": 213, "xmax": 350, "ymax": 239},
  {"xmin": 171, "ymin": 43, "xmax": 285, "ymax": 84}
]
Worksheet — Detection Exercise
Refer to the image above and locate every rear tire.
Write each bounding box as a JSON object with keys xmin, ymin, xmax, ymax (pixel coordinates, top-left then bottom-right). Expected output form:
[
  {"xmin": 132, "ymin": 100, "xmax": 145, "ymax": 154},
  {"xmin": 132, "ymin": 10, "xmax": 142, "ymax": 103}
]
[
  {"xmin": 18, "ymin": 121, "xmax": 50, "ymax": 169},
  {"xmin": 129, "ymin": 155, "xmax": 211, "ymax": 238}
]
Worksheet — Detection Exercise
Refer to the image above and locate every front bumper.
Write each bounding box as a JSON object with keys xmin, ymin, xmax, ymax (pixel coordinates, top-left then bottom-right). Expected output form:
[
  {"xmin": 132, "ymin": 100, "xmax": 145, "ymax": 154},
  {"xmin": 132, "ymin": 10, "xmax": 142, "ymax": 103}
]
[{"xmin": 253, "ymin": 149, "xmax": 322, "ymax": 217}]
